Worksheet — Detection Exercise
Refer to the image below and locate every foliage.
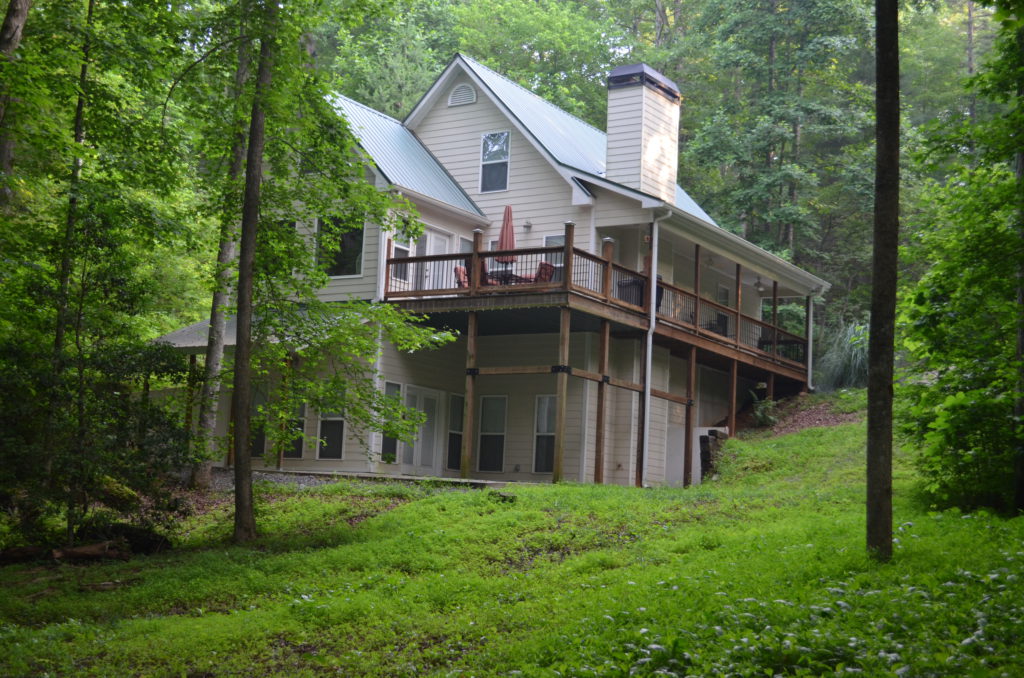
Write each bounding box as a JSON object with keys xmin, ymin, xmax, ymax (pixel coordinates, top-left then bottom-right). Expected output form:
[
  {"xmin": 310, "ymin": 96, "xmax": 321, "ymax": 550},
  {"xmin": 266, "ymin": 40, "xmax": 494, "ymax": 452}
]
[
  {"xmin": 747, "ymin": 389, "xmax": 778, "ymax": 427},
  {"xmin": 816, "ymin": 320, "xmax": 869, "ymax": 391},
  {"xmin": 3, "ymin": 416, "xmax": 1024, "ymax": 676}
]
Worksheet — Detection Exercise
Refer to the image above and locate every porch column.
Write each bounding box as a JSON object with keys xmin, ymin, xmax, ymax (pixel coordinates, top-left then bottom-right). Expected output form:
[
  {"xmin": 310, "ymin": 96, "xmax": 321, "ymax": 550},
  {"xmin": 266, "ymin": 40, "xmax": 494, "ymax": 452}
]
[
  {"xmin": 553, "ymin": 306, "xmax": 571, "ymax": 482},
  {"xmin": 771, "ymin": 280, "xmax": 779, "ymax": 355},
  {"xmin": 460, "ymin": 311, "xmax": 478, "ymax": 478},
  {"xmin": 728, "ymin": 359, "xmax": 738, "ymax": 437},
  {"xmin": 384, "ymin": 238, "xmax": 393, "ymax": 298},
  {"xmin": 735, "ymin": 263, "xmax": 743, "ymax": 346},
  {"xmin": 694, "ymin": 243, "xmax": 702, "ymax": 332},
  {"xmin": 804, "ymin": 294, "xmax": 814, "ymax": 391},
  {"xmin": 562, "ymin": 222, "xmax": 575, "ymax": 290},
  {"xmin": 684, "ymin": 344, "xmax": 696, "ymax": 486},
  {"xmin": 767, "ymin": 372, "xmax": 776, "ymax": 401},
  {"xmin": 635, "ymin": 339, "xmax": 647, "ymax": 488},
  {"xmin": 594, "ymin": 319, "xmax": 610, "ymax": 484},
  {"xmin": 470, "ymin": 229, "xmax": 483, "ymax": 294},
  {"xmin": 601, "ymin": 238, "xmax": 614, "ymax": 301}
]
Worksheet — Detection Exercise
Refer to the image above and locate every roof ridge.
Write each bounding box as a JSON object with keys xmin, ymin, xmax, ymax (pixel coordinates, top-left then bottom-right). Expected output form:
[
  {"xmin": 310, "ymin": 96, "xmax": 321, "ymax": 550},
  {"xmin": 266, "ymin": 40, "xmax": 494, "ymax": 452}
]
[
  {"xmin": 331, "ymin": 92, "xmax": 403, "ymax": 126},
  {"xmin": 456, "ymin": 53, "xmax": 607, "ymax": 138}
]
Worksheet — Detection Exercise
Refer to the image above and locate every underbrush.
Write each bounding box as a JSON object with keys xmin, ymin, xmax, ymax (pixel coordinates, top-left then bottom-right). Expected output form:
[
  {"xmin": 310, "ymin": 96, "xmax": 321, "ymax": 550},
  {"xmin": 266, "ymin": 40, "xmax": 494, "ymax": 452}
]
[{"xmin": 2, "ymin": 411, "xmax": 1022, "ymax": 677}]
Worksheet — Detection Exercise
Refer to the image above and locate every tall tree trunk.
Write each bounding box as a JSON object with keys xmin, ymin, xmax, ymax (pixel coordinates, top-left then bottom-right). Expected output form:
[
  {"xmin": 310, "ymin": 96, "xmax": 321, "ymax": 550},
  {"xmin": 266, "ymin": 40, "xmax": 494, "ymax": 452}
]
[
  {"xmin": 231, "ymin": 0, "xmax": 277, "ymax": 543},
  {"xmin": 867, "ymin": 0, "xmax": 899, "ymax": 562},
  {"xmin": 1013, "ymin": 24, "xmax": 1024, "ymax": 514},
  {"xmin": 191, "ymin": 8, "xmax": 251, "ymax": 490},
  {"xmin": 0, "ymin": 0, "xmax": 32, "ymax": 203}
]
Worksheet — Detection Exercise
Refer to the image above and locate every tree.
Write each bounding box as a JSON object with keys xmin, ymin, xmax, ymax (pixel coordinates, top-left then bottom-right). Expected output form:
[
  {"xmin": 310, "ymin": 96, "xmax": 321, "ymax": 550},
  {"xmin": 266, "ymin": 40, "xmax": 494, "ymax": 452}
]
[{"xmin": 867, "ymin": 0, "xmax": 899, "ymax": 561}]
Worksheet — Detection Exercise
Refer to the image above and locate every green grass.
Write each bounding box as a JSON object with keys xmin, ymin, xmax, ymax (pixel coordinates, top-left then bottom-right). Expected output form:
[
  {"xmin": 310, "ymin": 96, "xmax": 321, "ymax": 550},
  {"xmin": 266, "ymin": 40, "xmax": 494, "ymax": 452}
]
[{"xmin": 2, "ymin": 409, "xmax": 1023, "ymax": 676}]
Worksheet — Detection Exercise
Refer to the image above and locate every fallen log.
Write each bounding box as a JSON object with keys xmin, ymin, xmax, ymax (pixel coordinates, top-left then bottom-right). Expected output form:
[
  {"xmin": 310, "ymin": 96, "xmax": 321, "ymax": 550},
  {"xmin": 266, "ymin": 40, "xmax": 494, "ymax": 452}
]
[
  {"xmin": 52, "ymin": 541, "xmax": 131, "ymax": 562},
  {"xmin": 0, "ymin": 545, "xmax": 49, "ymax": 565}
]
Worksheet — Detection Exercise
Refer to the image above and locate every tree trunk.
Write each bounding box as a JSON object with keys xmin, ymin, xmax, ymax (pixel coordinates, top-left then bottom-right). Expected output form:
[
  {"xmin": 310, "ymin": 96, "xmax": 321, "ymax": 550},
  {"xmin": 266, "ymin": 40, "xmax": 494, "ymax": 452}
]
[
  {"xmin": 867, "ymin": 0, "xmax": 899, "ymax": 562},
  {"xmin": 231, "ymin": 0, "xmax": 277, "ymax": 543},
  {"xmin": 1013, "ymin": 25, "xmax": 1024, "ymax": 514},
  {"xmin": 0, "ymin": 0, "xmax": 32, "ymax": 201},
  {"xmin": 191, "ymin": 9, "xmax": 251, "ymax": 490}
]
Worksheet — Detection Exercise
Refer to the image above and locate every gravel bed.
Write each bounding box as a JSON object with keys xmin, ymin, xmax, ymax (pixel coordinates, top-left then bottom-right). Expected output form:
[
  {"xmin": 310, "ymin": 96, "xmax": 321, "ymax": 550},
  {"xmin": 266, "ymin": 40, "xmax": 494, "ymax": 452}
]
[{"xmin": 209, "ymin": 467, "xmax": 340, "ymax": 492}]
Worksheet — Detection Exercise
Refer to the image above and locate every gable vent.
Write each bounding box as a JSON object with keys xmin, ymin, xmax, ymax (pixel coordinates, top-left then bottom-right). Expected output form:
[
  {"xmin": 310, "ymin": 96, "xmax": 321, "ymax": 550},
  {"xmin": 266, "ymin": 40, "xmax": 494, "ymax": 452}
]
[{"xmin": 448, "ymin": 83, "xmax": 477, "ymax": 107}]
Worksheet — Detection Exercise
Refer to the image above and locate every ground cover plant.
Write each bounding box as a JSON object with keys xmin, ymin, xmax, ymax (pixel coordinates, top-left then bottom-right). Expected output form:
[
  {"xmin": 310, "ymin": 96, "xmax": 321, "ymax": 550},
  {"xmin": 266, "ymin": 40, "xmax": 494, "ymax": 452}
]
[{"xmin": 1, "ymin": 394, "xmax": 1022, "ymax": 676}]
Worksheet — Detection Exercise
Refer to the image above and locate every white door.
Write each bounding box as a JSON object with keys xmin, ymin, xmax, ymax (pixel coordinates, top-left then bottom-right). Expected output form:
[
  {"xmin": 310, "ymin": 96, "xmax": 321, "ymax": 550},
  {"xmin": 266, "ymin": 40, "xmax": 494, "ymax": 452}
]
[
  {"xmin": 401, "ymin": 386, "xmax": 441, "ymax": 476},
  {"xmin": 415, "ymin": 227, "xmax": 451, "ymax": 291}
]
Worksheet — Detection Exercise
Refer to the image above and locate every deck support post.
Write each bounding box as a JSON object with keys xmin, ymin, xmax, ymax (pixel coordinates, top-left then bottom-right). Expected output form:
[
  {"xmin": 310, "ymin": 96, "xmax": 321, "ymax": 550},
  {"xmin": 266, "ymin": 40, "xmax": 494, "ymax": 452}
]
[
  {"xmin": 562, "ymin": 222, "xmax": 575, "ymax": 290},
  {"xmin": 767, "ymin": 372, "xmax": 775, "ymax": 401},
  {"xmin": 684, "ymin": 344, "xmax": 696, "ymax": 486},
  {"xmin": 460, "ymin": 311, "xmax": 478, "ymax": 479},
  {"xmin": 804, "ymin": 294, "xmax": 814, "ymax": 391},
  {"xmin": 553, "ymin": 306, "xmax": 571, "ymax": 482},
  {"xmin": 728, "ymin": 358, "xmax": 738, "ymax": 437},
  {"xmin": 594, "ymin": 319, "xmax": 610, "ymax": 484},
  {"xmin": 601, "ymin": 238, "xmax": 614, "ymax": 301}
]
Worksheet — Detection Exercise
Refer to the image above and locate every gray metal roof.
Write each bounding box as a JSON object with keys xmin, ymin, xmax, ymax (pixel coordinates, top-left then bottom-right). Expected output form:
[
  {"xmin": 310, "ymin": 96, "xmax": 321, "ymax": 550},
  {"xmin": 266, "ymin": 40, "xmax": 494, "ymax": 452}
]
[
  {"xmin": 457, "ymin": 54, "xmax": 718, "ymax": 227},
  {"xmin": 332, "ymin": 94, "xmax": 483, "ymax": 217},
  {"xmin": 155, "ymin": 318, "xmax": 234, "ymax": 352}
]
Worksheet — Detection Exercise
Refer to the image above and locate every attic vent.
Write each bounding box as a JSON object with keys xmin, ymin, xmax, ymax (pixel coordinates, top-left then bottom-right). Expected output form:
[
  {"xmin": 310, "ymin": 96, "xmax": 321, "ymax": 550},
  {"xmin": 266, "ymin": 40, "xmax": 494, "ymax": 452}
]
[{"xmin": 448, "ymin": 84, "xmax": 476, "ymax": 107}]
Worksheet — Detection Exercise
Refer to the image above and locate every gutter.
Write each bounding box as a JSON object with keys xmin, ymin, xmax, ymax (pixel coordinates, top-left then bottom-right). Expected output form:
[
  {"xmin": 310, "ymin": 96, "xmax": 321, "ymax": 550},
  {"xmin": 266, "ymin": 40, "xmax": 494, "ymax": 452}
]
[{"xmin": 640, "ymin": 209, "xmax": 672, "ymax": 487}]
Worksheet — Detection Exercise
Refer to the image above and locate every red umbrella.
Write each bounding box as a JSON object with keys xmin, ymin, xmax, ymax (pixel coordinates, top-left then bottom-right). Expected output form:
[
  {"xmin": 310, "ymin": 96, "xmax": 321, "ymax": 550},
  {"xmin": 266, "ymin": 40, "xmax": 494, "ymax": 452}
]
[{"xmin": 495, "ymin": 205, "xmax": 517, "ymax": 263}]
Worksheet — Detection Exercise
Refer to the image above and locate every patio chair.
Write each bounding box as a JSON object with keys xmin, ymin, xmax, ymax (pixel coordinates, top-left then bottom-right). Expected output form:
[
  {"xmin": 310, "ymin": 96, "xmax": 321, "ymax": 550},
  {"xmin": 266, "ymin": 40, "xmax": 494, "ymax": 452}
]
[{"xmin": 454, "ymin": 266, "xmax": 469, "ymax": 288}]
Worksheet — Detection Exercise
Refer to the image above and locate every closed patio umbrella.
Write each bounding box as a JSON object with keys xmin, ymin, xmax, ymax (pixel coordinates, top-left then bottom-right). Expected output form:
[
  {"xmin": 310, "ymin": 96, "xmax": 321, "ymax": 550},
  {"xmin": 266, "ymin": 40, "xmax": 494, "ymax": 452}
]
[{"xmin": 495, "ymin": 205, "xmax": 517, "ymax": 264}]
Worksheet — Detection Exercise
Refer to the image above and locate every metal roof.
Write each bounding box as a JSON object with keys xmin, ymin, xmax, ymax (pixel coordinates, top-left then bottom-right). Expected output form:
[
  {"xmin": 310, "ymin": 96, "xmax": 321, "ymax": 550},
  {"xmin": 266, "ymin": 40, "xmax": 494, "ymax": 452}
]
[
  {"xmin": 331, "ymin": 94, "xmax": 483, "ymax": 217},
  {"xmin": 456, "ymin": 54, "xmax": 718, "ymax": 227}
]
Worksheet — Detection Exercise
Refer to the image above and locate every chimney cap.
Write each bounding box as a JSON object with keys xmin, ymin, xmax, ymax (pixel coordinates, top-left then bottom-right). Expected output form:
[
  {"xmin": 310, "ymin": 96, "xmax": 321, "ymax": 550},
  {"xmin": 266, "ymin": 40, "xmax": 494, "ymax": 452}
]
[{"xmin": 607, "ymin": 63, "xmax": 680, "ymax": 102}]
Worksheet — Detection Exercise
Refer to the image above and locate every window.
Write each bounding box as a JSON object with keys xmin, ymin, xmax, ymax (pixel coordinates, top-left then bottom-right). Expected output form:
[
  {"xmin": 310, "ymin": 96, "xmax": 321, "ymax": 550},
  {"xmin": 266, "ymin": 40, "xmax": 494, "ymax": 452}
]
[
  {"xmin": 477, "ymin": 396, "xmax": 506, "ymax": 472},
  {"xmin": 318, "ymin": 217, "xmax": 364, "ymax": 277},
  {"xmin": 459, "ymin": 237, "xmax": 473, "ymax": 254},
  {"xmin": 447, "ymin": 394, "xmax": 465, "ymax": 470},
  {"xmin": 717, "ymin": 284, "xmax": 731, "ymax": 307},
  {"xmin": 480, "ymin": 131, "xmax": 510, "ymax": 193},
  {"xmin": 534, "ymin": 395, "xmax": 557, "ymax": 473},
  {"xmin": 448, "ymin": 83, "xmax": 476, "ymax": 106},
  {"xmin": 284, "ymin": 404, "xmax": 305, "ymax": 459},
  {"xmin": 318, "ymin": 411, "xmax": 345, "ymax": 459},
  {"xmin": 380, "ymin": 382, "xmax": 402, "ymax": 463},
  {"xmin": 392, "ymin": 241, "xmax": 410, "ymax": 283}
]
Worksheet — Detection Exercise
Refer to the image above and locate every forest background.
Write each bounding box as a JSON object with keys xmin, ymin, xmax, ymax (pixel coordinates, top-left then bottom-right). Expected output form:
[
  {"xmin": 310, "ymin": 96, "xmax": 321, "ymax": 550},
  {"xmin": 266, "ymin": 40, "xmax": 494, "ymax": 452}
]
[{"xmin": 0, "ymin": 0, "xmax": 1021, "ymax": 546}]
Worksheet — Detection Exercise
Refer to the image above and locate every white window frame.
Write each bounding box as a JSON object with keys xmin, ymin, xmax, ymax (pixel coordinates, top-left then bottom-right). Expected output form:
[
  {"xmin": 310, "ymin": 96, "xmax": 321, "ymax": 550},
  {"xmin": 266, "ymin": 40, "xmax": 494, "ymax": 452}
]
[
  {"xmin": 477, "ymin": 395, "xmax": 507, "ymax": 473},
  {"xmin": 479, "ymin": 131, "xmax": 510, "ymax": 193},
  {"xmin": 317, "ymin": 410, "xmax": 346, "ymax": 460},
  {"xmin": 447, "ymin": 394, "xmax": 465, "ymax": 471},
  {"xmin": 533, "ymin": 395, "xmax": 557, "ymax": 474}
]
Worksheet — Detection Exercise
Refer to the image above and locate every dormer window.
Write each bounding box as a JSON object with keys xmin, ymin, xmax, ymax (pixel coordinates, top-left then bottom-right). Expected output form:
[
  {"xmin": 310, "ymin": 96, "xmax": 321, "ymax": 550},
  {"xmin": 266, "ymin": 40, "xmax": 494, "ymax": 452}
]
[
  {"xmin": 480, "ymin": 131, "xmax": 510, "ymax": 193},
  {"xmin": 448, "ymin": 83, "xmax": 476, "ymax": 106}
]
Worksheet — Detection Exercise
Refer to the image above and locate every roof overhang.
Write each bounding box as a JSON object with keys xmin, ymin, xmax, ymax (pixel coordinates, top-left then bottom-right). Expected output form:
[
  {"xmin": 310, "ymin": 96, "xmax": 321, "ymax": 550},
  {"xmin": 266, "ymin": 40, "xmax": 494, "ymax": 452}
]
[{"xmin": 394, "ymin": 187, "xmax": 490, "ymax": 227}]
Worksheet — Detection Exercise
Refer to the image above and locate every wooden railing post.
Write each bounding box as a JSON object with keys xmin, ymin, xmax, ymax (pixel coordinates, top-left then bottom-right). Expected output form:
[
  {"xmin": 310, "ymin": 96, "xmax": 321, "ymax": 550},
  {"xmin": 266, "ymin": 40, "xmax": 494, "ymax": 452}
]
[
  {"xmin": 601, "ymin": 238, "xmax": 614, "ymax": 301},
  {"xmin": 562, "ymin": 221, "xmax": 575, "ymax": 291},
  {"xmin": 693, "ymin": 243, "xmax": 702, "ymax": 334},
  {"xmin": 470, "ymin": 229, "xmax": 483, "ymax": 295},
  {"xmin": 735, "ymin": 263, "xmax": 742, "ymax": 346},
  {"xmin": 384, "ymin": 238, "xmax": 393, "ymax": 298}
]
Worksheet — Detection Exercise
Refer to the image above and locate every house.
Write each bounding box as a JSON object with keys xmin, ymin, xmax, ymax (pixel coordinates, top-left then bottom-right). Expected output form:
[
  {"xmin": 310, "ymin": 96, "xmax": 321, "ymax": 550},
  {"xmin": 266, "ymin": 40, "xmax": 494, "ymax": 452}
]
[{"xmin": 164, "ymin": 54, "xmax": 829, "ymax": 487}]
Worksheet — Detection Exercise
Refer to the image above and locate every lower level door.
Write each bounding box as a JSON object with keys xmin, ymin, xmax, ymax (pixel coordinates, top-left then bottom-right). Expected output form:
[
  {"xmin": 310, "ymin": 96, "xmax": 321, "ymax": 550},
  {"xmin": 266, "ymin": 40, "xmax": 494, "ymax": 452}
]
[{"xmin": 401, "ymin": 386, "xmax": 441, "ymax": 476}]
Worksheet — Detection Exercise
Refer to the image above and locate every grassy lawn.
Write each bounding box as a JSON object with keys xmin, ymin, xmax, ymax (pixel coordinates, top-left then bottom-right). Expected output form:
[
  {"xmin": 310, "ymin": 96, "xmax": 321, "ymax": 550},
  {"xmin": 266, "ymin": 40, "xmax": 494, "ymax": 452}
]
[{"xmin": 2, "ymin": 399, "xmax": 1022, "ymax": 676}]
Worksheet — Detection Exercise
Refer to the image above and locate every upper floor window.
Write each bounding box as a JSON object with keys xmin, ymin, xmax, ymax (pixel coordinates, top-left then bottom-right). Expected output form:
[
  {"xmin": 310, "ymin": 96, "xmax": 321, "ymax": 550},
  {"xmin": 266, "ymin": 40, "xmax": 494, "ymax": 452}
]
[
  {"xmin": 480, "ymin": 131, "xmax": 510, "ymax": 193},
  {"xmin": 318, "ymin": 217, "xmax": 364, "ymax": 277}
]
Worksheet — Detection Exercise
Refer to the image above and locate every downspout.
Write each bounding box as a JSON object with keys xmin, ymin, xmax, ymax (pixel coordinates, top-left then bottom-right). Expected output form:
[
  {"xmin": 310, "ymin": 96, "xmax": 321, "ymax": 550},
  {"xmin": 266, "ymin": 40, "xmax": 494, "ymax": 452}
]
[
  {"xmin": 641, "ymin": 209, "xmax": 672, "ymax": 487},
  {"xmin": 806, "ymin": 290, "xmax": 817, "ymax": 391}
]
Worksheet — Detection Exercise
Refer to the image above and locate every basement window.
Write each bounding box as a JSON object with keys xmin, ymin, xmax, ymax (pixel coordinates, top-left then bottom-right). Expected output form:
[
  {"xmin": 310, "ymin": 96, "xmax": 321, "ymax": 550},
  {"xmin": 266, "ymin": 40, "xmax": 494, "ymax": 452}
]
[
  {"xmin": 478, "ymin": 395, "xmax": 506, "ymax": 472},
  {"xmin": 534, "ymin": 395, "xmax": 556, "ymax": 473}
]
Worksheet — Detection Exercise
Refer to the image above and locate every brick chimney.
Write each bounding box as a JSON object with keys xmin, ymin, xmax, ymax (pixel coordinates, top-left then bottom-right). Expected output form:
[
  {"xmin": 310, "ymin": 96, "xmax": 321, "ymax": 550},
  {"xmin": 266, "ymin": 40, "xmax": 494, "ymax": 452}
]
[{"xmin": 605, "ymin": 64, "xmax": 680, "ymax": 203}]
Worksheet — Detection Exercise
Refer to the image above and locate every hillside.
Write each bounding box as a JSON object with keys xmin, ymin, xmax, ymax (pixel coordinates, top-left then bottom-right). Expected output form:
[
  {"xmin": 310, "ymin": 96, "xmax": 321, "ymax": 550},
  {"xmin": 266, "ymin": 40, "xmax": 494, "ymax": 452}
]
[{"xmin": 2, "ymin": 395, "xmax": 1023, "ymax": 676}]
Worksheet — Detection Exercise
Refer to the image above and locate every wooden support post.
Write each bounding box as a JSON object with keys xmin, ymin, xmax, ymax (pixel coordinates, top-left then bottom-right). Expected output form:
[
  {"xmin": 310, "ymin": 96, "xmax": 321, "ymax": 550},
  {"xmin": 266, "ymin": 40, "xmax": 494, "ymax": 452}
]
[
  {"xmin": 635, "ymin": 342, "xmax": 646, "ymax": 488},
  {"xmin": 684, "ymin": 345, "xmax": 696, "ymax": 486},
  {"xmin": 767, "ymin": 372, "xmax": 775, "ymax": 401},
  {"xmin": 460, "ymin": 311, "xmax": 478, "ymax": 478},
  {"xmin": 728, "ymin": 359, "xmax": 738, "ymax": 437},
  {"xmin": 470, "ymin": 229, "xmax": 483, "ymax": 295},
  {"xmin": 601, "ymin": 238, "xmax": 614, "ymax": 301},
  {"xmin": 594, "ymin": 319, "xmax": 610, "ymax": 484},
  {"xmin": 553, "ymin": 307, "xmax": 571, "ymax": 482},
  {"xmin": 384, "ymin": 238, "xmax": 393, "ymax": 298},
  {"xmin": 562, "ymin": 222, "xmax": 575, "ymax": 291},
  {"xmin": 735, "ymin": 263, "xmax": 743, "ymax": 346},
  {"xmin": 694, "ymin": 243, "xmax": 702, "ymax": 333}
]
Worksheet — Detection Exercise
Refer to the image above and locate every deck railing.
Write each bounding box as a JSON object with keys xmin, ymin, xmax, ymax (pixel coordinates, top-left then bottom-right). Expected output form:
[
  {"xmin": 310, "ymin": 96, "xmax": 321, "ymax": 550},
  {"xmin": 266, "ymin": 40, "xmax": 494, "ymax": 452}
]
[{"xmin": 383, "ymin": 230, "xmax": 807, "ymax": 366}]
